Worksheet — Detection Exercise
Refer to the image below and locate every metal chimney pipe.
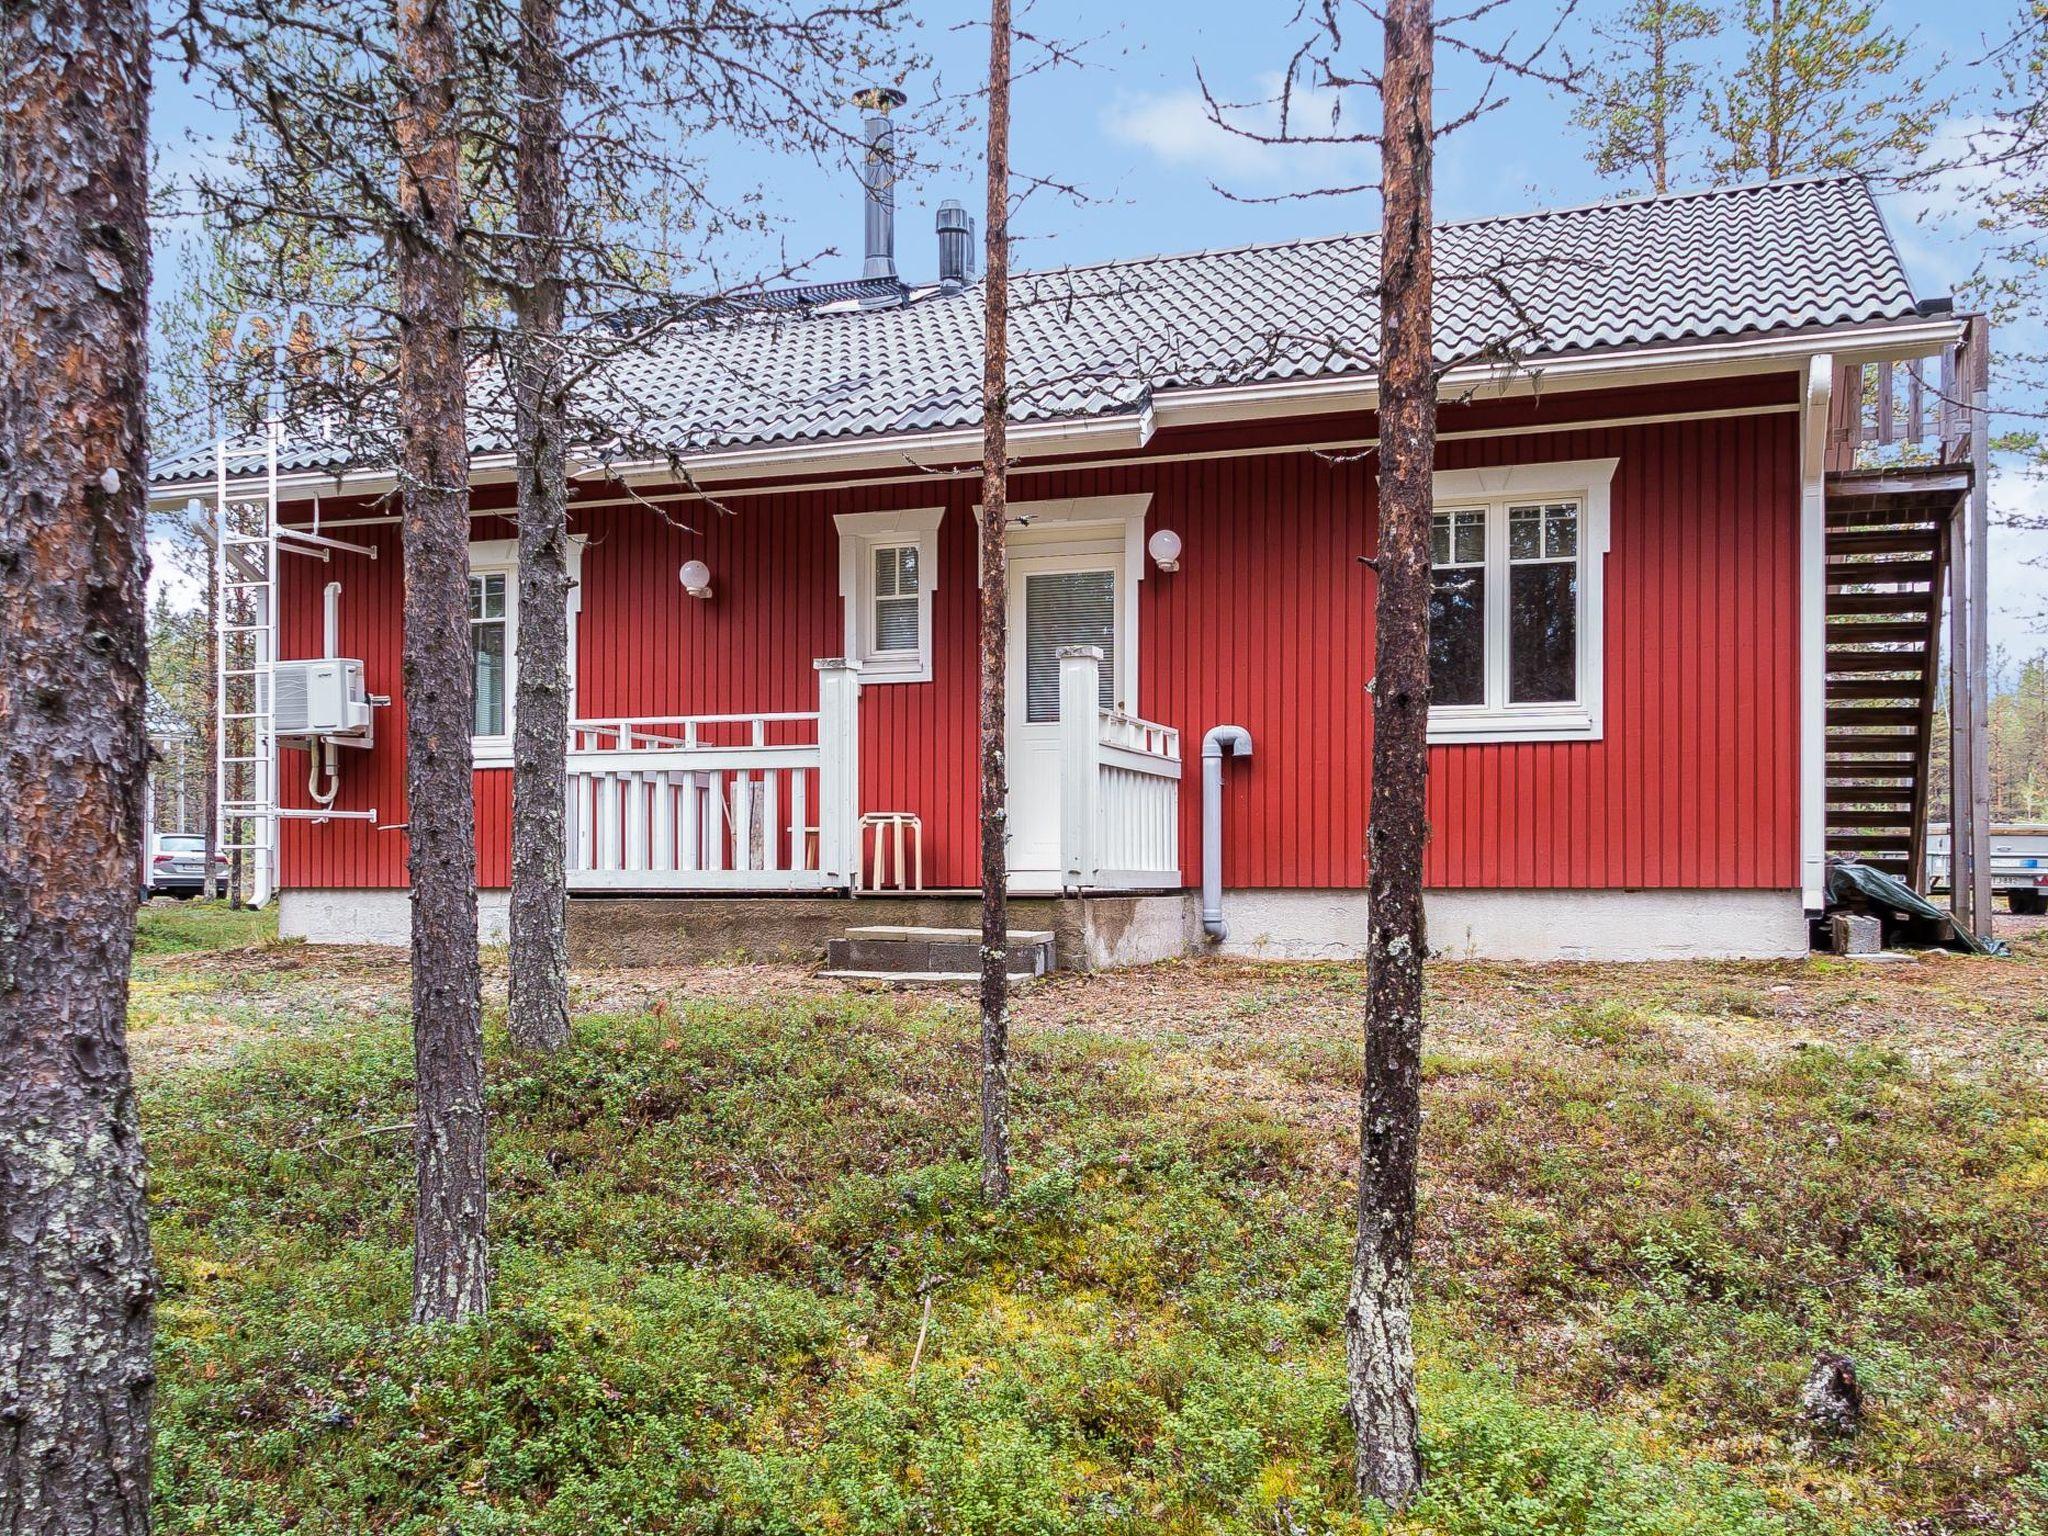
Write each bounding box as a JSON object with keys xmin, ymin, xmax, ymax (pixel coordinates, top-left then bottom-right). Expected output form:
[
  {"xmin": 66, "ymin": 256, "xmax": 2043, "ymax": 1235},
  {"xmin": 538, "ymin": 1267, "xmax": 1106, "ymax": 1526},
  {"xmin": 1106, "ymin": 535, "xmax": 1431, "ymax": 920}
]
[
  {"xmin": 852, "ymin": 87, "xmax": 908, "ymax": 281},
  {"xmin": 936, "ymin": 199, "xmax": 976, "ymax": 289}
]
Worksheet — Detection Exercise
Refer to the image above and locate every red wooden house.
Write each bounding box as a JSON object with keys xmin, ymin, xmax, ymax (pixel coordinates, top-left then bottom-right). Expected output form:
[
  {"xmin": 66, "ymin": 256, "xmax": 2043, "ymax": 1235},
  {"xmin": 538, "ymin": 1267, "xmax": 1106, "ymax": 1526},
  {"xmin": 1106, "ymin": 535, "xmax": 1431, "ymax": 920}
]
[{"xmin": 150, "ymin": 174, "xmax": 1994, "ymax": 965}]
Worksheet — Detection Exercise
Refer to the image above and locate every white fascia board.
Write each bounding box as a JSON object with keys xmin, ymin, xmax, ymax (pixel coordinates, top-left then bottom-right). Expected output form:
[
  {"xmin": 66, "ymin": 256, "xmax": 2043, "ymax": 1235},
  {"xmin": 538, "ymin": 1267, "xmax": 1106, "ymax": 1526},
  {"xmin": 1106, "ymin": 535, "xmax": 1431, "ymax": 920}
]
[
  {"xmin": 153, "ymin": 413, "xmax": 1151, "ymax": 512},
  {"xmin": 1147, "ymin": 316, "xmax": 1966, "ymax": 429},
  {"xmin": 601, "ymin": 413, "xmax": 1150, "ymax": 491}
]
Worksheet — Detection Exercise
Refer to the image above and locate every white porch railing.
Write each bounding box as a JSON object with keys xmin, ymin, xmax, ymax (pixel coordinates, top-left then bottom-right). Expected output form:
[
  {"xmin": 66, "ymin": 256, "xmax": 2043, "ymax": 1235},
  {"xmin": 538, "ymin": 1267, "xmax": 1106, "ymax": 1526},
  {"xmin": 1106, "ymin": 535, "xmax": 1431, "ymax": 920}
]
[
  {"xmin": 566, "ymin": 658, "xmax": 860, "ymax": 891},
  {"xmin": 1058, "ymin": 645, "xmax": 1182, "ymax": 891}
]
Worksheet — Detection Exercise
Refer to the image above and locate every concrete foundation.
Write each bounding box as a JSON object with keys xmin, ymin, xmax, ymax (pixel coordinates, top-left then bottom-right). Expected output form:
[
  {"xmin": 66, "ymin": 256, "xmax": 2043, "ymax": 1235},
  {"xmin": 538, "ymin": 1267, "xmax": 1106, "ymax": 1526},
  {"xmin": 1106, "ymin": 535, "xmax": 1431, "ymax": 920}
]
[
  {"xmin": 279, "ymin": 888, "xmax": 509, "ymax": 947},
  {"xmin": 566, "ymin": 891, "xmax": 1195, "ymax": 972},
  {"xmin": 280, "ymin": 885, "xmax": 1810, "ymax": 964},
  {"xmin": 1211, "ymin": 887, "xmax": 1808, "ymax": 962}
]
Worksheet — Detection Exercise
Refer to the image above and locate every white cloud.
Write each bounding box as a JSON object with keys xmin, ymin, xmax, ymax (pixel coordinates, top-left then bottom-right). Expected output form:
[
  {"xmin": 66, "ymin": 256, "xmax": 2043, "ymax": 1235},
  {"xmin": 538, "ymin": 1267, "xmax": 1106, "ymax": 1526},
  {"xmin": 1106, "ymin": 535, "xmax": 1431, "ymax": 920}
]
[{"xmin": 1101, "ymin": 77, "xmax": 1376, "ymax": 189}]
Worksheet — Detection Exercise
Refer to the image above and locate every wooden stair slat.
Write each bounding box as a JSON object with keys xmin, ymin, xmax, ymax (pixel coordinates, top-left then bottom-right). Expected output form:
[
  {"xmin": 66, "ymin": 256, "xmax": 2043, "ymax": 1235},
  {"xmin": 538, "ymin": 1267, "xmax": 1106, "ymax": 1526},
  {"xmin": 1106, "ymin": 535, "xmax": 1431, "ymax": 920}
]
[
  {"xmin": 1827, "ymin": 620, "xmax": 1930, "ymax": 644},
  {"xmin": 1829, "ymin": 591, "xmax": 1934, "ymax": 616},
  {"xmin": 1825, "ymin": 648, "xmax": 1929, "ymax": 673},
  {"xmin": 1827, "ymin": 786, "xmax": 1914, "ymax": 804},
  {"xmin": 1826, "ymin": 737, "xmax": 1919, "ymax": 757},
  {"xmin": 1826, "ymin": 558, "xmax": 1937, "ymax": 586},
  {"xmin": 1826, "ymin": 530, "xmax": 1944, "ymax": 557},
  {"xmin": 1826, "ymin": 706, "xmax": 1923, "ymax": 728},
  {"xmin": 1829, "ymin": 678, "xmax": 1928, "ymax": 701},
  {"xmin": 1827, "ymin": 832, "xmax": 1913, "ymax": 850},
  {"xmin": 1830, "ymin": 811, "xmax": 1917, "ymax": 830}
]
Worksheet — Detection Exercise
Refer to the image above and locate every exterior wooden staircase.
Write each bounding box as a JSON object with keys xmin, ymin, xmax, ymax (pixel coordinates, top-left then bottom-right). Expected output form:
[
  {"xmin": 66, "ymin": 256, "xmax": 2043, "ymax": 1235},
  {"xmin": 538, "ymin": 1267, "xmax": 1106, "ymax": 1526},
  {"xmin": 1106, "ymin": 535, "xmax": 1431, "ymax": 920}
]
[
  {"xmin": 1822, "ymin": 476, "xmax": 1953, "ymax": 885},
  {"xmin": 1820, "ymin": 318, "xmax": 1989, "ymax": 906}
]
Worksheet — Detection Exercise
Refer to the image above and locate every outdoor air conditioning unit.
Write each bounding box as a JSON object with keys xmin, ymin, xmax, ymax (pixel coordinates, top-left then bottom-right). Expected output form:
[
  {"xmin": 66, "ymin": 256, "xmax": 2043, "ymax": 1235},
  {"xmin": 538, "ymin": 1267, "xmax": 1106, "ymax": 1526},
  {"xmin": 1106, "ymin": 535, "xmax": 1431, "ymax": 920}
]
[{"xmin": 274, "ymin": 658, "xmax": 373, "ymax": 743}]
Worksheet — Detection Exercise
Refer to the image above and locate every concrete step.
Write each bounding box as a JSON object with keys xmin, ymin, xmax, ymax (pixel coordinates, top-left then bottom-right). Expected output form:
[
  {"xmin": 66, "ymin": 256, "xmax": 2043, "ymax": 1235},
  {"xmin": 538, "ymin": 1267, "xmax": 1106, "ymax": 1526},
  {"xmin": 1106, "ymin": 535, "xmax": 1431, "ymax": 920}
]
[{"xmin": 825, "ymin": 926, "xmax": 1055, "ymax": 980}]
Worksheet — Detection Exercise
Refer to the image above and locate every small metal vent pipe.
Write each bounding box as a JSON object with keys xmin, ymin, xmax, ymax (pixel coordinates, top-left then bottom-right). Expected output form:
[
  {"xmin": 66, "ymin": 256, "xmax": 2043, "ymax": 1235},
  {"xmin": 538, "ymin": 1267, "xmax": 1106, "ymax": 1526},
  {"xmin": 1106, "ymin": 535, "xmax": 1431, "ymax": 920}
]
[
  {"xmin": 853, "ymin": 86, "xmax": 907, "ymax": 280},
  {"xmin": 936, "ymin": 199, "xmax": 976, "ymax": 289},
  {"xmin": 1201, "ymin": 724, "xmax": 1253, "ymax": 941}
]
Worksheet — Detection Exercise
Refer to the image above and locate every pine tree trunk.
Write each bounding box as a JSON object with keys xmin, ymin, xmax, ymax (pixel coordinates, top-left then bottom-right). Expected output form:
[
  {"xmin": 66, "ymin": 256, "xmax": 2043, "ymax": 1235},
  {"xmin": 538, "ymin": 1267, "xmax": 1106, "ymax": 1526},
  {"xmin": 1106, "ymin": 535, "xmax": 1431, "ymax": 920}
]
[
  {"xmin": 0, "ymin": 1, "xmax": 158, "ymax": 1524},
  {"xmin": 977, "ymin": 0, "xmax": 1015, "ymax": 1207},
  {"xmin": 506, "ymin": 0, "xmax": 572, "ymax": 1055},
  {"xmin": 1347, "ymin": 0, "xmax": 1434, "ymax": 1509},
  {"xmin": 394, "ymin": 0, "xmax": 489, "ymax": 1323}
]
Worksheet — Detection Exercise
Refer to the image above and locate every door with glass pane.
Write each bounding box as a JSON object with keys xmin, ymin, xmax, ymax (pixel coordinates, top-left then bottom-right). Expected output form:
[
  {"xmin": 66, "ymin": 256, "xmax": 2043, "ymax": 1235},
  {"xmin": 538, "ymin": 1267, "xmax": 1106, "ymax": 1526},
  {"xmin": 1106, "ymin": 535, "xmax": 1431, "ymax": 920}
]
[{"xmin": 1005, "ymin": 553, "xmax": 1120, "ymax": 883}]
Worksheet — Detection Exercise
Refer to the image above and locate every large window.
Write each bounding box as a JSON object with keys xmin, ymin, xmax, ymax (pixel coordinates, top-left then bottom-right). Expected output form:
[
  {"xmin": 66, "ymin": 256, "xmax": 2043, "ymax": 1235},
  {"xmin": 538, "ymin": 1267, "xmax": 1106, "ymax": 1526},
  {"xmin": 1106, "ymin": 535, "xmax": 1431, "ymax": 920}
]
[
  {"xmin": 835, "ymin": 508, "xmax": 944, "ymax": 683},
  {"xmin": 1426, "ymin": 459, "xmax": 1615, "ymax": 742}
]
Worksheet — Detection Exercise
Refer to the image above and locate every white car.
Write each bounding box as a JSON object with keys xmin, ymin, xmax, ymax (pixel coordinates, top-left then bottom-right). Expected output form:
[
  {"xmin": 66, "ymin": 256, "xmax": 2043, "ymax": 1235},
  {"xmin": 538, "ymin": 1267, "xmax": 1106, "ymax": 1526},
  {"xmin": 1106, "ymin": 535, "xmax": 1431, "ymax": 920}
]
[{"xmin": 144, "ymin": 833, "xmax": 223, "ymax": 898}]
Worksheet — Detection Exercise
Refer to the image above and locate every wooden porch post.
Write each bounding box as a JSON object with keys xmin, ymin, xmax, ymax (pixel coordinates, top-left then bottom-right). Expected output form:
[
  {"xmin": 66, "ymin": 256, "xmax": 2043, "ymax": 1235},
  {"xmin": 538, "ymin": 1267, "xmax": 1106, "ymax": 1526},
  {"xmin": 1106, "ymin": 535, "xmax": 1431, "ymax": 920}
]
[
  {"xmin": 815, "ymin": 657, "xmax": 862, "ymax": 887},
  {"xmin": 1950, "ymin": 318, "xmax": 1993, "ymax": 933},
  {"xmin": 1058, "ymin": 645, "xmax": 1102, "ymax": 892}
]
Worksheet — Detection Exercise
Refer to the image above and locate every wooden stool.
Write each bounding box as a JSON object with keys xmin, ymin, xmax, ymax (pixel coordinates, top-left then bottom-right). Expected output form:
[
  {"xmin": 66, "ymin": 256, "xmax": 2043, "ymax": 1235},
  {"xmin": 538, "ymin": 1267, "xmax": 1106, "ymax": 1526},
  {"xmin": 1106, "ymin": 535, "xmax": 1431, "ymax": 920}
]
[{"xmin": 858, "ymin": 811, "xmax": 923, "ymax": 892}]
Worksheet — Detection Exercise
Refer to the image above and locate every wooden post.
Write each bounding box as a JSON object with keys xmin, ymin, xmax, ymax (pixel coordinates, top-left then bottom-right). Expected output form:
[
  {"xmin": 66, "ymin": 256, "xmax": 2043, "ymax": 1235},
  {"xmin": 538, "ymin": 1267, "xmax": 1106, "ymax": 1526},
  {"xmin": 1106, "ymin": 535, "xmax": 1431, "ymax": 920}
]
[
  {"xmin": 1963, "ymin": 319, "xmax": 1993, "ymax": 931},
  {"xmin": 815, "ymin": 657, "xmax": 861, "ymax": 887},
  {"xmin": 1058, "ymin": 646, "xmax": 1103, "ymax": 891}
]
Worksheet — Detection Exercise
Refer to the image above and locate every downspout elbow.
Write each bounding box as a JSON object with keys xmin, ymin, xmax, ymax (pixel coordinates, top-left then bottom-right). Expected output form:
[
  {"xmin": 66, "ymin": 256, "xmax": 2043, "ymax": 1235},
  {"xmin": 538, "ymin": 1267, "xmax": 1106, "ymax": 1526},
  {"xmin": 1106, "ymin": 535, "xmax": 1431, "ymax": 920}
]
[{"xmin": 1200, "ymin": 725, "xmax": 1253, "ymax": 942}]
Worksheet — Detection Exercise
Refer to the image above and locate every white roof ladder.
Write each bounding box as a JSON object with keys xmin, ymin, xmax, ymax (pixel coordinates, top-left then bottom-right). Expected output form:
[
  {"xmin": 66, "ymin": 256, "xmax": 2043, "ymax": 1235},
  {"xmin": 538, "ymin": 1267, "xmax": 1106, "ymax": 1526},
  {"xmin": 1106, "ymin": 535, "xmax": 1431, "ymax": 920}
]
[{"xmin": 213, "ymin": 426, "xmax": 280, "ymax": 907}]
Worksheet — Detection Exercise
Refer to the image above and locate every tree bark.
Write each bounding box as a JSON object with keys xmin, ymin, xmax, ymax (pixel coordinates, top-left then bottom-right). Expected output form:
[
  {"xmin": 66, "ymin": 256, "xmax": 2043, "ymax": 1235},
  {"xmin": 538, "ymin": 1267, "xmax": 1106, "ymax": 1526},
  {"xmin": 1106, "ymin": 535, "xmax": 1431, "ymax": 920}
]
[
  {"xmin": 1347, "ymin": 0, "xmax": 1434, "ymax": 1509},
  {"xmin": 0, "ymin": 0, "xmax": 158, "ymax": 1525},
  {"xmin": 506, "ymin": 0, "xmax": 573, "ymax": 1054},
  {"xmin": 394, "ymin": 0, "xmax": 489, "ymax": 1322},
  {"xmin": 977, "ymin": 0, "xmax": 1014, "ymax": 1206}
]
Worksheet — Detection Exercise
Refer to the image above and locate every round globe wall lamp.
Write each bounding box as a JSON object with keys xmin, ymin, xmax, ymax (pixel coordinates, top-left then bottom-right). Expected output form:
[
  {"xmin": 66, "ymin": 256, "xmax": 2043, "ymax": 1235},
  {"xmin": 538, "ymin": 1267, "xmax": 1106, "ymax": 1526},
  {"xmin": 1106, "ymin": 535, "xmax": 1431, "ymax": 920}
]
[
  {"xmin": 1147, "ymin": 528, "xmax": 1183, "ymax": 572},
  {"xmin": 680, "ymin": 559, "xmax": 713, "ymax": 599}
]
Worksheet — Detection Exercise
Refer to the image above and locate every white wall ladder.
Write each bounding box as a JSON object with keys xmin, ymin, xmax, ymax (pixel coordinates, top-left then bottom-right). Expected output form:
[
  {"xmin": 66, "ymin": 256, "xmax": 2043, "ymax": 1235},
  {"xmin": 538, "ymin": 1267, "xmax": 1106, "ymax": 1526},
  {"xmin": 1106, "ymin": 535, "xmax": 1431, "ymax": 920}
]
[{"xmin": 213, "ymin": 428, "xmax": 280, "ymax": 907}]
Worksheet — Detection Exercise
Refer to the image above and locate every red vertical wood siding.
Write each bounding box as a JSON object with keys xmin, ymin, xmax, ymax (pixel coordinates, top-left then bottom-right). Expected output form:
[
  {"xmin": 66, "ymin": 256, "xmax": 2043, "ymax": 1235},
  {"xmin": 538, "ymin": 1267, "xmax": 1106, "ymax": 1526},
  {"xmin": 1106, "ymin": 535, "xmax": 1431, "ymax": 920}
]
[{"xmin": 276, "ymin": 380, "xmax": 1800, "ymax": 893}]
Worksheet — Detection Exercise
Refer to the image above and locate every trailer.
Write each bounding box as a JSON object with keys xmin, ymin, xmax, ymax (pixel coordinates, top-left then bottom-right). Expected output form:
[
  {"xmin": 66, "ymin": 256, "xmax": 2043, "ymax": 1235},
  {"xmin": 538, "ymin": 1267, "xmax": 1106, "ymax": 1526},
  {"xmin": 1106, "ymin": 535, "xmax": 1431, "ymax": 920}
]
[{"xmin": 1925, "ymin": 825, "xmax": 2048, "ymax": 915}]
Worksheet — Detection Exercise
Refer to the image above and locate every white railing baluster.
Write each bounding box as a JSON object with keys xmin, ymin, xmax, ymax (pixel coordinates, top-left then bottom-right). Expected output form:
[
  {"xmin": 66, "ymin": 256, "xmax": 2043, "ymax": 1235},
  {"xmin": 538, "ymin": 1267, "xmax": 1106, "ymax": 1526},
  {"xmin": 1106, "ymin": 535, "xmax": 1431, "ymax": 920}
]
[
  {"xmin": 562, "ymin": 669, "xmax": 860, "ymax": 891},
  {"xmin": 679, "ymin": 772, "xmax": 701, "ymax": 872}
]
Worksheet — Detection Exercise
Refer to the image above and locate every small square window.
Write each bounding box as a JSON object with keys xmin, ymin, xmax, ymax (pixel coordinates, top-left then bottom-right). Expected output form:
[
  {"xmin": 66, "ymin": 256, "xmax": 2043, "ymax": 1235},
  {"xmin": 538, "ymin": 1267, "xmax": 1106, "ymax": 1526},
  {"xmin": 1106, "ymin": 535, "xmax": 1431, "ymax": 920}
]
[{"xmin": 837, "ymin": 509, "xmax": 944, "ymax": 684}]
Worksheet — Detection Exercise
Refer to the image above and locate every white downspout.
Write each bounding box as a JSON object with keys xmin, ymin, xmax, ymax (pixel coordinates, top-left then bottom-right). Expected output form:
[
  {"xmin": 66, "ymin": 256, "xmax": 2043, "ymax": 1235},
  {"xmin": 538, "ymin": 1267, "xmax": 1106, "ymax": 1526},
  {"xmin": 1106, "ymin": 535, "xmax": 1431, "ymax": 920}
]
[{"xmin": 1201, "ymin": 724, "xmax": 1253, "ymax": 941}]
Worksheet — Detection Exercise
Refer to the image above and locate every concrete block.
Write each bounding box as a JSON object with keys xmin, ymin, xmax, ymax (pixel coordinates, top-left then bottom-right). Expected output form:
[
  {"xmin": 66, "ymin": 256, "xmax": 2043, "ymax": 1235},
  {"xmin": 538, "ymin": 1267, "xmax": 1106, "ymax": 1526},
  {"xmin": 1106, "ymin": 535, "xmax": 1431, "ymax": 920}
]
[{"xmin": 1828, "ymin": 913, "xmax": 1882, "ymax": 956}]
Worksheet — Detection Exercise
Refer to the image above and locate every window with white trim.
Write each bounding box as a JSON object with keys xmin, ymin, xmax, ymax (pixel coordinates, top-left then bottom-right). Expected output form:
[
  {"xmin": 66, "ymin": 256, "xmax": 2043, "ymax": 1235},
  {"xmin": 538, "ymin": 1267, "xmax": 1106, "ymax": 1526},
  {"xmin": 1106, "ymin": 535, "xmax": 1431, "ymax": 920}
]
[
  {"xmin": 1426, "ymin": 458, "xmax": 1615, "ymax": 742},
  {"xmin": 835, "ymin": 507, "xmax": 943, "ymax": 683},
  {"xmin": 465, "ymin": 536, "xmax": 585, "ymax": 766},
  {"xmin": 470, "ymin": 569, "xmax": 513, "ymax": 740}
]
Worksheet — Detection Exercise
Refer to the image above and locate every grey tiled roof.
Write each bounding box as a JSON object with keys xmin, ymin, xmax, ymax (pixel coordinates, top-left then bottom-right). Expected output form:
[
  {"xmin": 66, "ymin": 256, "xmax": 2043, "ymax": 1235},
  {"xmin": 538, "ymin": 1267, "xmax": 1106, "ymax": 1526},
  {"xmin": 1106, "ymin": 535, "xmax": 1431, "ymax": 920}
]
[{"xmin": 153, "ymin": 176, "xmax": 1923, "ymax": 486}]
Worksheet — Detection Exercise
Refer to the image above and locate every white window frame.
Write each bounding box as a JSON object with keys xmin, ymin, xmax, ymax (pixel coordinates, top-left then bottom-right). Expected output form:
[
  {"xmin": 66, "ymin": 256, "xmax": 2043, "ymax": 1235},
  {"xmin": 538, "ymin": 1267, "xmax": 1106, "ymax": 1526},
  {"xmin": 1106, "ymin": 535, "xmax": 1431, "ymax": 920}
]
[
  {"xmin": 467, "ymin": 535, "xmax": 586, "ymax": 767},
  {"xmin": 1426, "ymin": 458, "xmax": 1616, "ymax": 744},
  {"xmin": 834, "ymin": 507, "xmax": 944, "ymax": 684}
]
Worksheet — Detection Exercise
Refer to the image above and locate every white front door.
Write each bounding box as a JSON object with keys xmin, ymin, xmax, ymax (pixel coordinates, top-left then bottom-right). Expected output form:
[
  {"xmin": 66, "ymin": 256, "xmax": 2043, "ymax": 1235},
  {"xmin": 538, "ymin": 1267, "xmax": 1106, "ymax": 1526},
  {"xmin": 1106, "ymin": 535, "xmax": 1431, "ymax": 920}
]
[{"xmin": 1005, "ymin": 552, "xmax": 1122, "ymax": 888}]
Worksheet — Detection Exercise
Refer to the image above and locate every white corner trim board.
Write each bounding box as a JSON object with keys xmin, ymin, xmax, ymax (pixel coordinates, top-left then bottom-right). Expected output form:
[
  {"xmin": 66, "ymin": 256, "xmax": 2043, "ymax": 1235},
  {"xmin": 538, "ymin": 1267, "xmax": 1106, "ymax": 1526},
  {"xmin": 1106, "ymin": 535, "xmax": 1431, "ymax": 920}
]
[
  {"xmin": 279, "ymin": 888, "xmax": 511, "ymax": 946},
  {"xmin": 1210, "ymin": 888, "xmax": 1808, "ymax": 962},
  {"xmin": 1797, "ymin": 355, "xmax": 1833, "ymax": 911}
]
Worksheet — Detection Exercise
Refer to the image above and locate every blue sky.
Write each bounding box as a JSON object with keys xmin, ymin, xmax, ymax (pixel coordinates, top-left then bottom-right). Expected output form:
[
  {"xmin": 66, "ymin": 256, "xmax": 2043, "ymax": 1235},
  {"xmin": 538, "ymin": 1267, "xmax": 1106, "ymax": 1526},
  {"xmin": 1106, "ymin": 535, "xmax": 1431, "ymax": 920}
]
[{"xmin": 149, "ymin": 0, "xmax": 2044, "ymax": 650}]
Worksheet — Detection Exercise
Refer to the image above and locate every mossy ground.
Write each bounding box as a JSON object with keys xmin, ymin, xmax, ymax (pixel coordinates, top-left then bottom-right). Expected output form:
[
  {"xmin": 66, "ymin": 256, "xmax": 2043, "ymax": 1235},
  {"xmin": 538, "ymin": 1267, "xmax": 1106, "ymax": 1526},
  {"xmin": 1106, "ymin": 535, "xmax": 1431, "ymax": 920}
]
[{"xmin": 134, "ymin": 911, "xmax": 2048, "ymax": 1533}]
